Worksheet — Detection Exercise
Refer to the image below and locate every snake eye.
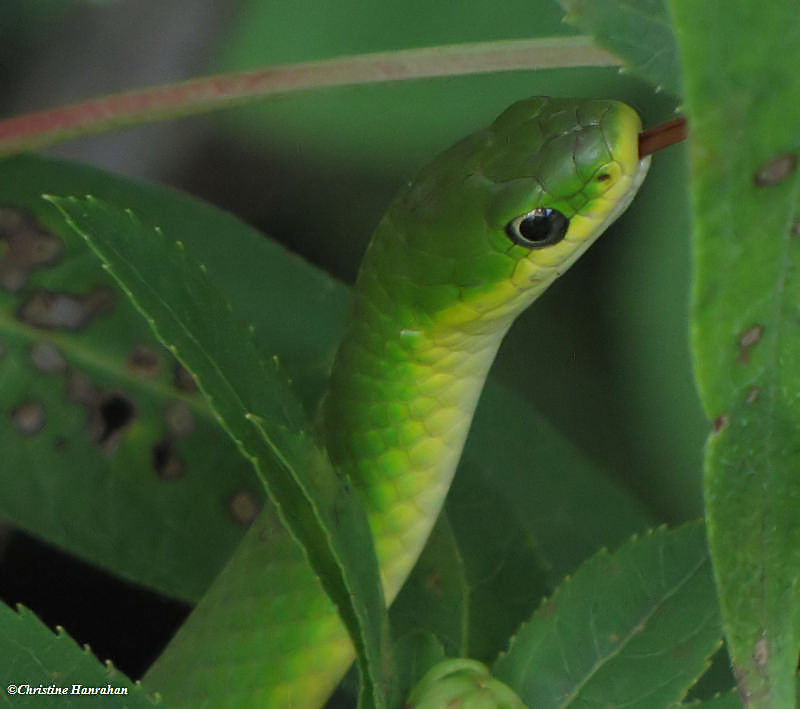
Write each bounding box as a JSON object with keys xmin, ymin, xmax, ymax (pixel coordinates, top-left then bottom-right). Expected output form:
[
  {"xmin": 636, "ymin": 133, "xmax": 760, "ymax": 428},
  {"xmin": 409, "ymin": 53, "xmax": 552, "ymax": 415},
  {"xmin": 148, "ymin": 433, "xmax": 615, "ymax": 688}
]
[{"xmin": 505, "ymin": 208, "xmax": 569, "ymax": 248}]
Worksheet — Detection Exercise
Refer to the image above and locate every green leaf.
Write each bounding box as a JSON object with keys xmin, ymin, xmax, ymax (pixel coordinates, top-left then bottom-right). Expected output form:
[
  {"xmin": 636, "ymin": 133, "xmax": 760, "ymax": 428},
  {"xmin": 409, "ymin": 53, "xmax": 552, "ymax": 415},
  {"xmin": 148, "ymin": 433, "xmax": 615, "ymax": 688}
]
[
  {"xmin": 0, "ymin": 602, "xmax": 161, "ymax": 707},
  {"xmin": 49, "ymin": 196, "xmax": 391, "ymax": 708},
  {"xmin": 690, "ymin": 677, "xmax": 800, "ymax": 709},
  {"xmin": 391, "ymin": 380, "xmax": 653, "ymax": 665},
  {"xmin": 0, "ymin": 153, "xmax": 353, "ymax": 604},
  {"xmin": 0, "ymin": 157, "xmax": 282, "ymax": 602},
  {"xmin": 0, "ymin": 154, "xmax": 352, "ymax": 605},
  {"xmin": 453, "ymin": 381, "xmax": 653, "ymax": 661},
  {"xmin": 685, "ymin": 646, "xmax": 736, "ymax": 704},
  {"xmin": 669, "ymin": 1, "xmax": 800, "ymax": 706},
  {"xmin": 390, "ymin": 468, "xmax": 551, "ymax": 665},
  {"xmin": 463, "ymin": 382, "xmax": 652, "ymax": 584},
  {"xmin": 688, "ymin": 690, "xmax": 745, "ymax": 709},
  {"xmin": 493, "ymin": 522, "xmax": 721, "ymax": 708},
  {"xmin": 440, "ymin": 463, "xmax": 554, "ymax": 664},
  {"xmin": 391, "ymin": 516, "xmax": 472, "ymax": 658},
  {"xmin": 557, "ymin": 0, "xmax": 680, "ymax": 95},
  {"xmin": 392, "ymin": 633, "xmax": 447, "ymax": 705}
]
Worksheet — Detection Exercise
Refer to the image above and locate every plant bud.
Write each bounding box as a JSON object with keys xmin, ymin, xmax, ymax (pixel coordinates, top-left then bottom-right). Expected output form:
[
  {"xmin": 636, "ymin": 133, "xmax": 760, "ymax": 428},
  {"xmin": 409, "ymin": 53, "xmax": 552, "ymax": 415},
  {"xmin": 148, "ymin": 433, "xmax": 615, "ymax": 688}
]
[{"xmin": 406, "ymin": 659, "xmax": 527, "ymax": 709}]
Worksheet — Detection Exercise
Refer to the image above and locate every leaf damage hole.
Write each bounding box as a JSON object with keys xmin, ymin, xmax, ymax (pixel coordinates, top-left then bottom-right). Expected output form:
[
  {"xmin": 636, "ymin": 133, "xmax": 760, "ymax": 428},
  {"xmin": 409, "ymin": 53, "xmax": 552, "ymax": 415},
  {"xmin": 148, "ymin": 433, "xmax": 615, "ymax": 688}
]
[
  {"xmin": 98, "ymin": 395, "xmax": 135, "ymax": 445},
  {"xmin": 0, "ymin": 208, "xmax": 64, "ymax": 292},
  {"xmin": 127, "ymin": 345, "xmax": 160, "ymax": 378},
  {"xmin": 12, "ymin": 401, "xmax": 46, "ymax": 435},
  {"xmin": 67, "ymin": 372, "xmax": 136, "ymax": 451},
  {"xmin": 153, "ymin": 438, "xmax": 184, "ymax": 480},
  {"xmin": 173, "ymin": 362, "xmax": 198, "ymax": 393},
  {"xmin": 753, "ymin": 153, "xmax": 797, "ymax": 187},
  {"xmin": 738, "ymin": 324, "xmax": 764, "ymax": 363},
  {"xmin": 18, "ymin": 288, "xmax": 114, "ymax": 331},
  {"xmin": 29, "ymin": 342, "xmax": 67, "ymax": 374},
  {"xmin": 228, "ymin": 489, "xmax": 261, "ymax": 528}
]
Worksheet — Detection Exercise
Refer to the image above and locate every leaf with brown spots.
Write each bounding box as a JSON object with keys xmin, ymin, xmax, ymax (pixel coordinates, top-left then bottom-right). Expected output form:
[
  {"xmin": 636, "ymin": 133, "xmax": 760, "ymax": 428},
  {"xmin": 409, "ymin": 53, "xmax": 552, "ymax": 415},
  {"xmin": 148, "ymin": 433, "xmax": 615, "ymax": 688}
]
[
  {"xmin": 17, "ymin": 287, "xmax": 114, "ymax": 331},
  {"xmin": 688, "ymin": 675, "xmax": 800, "ymax": 708},
  {"xmin": 11, "ymin": 400, "xmax": 47, "ymax": 435},
  {"xmin": 671, "ymin": 1, "xmax": 800, "ymax": 705},
  {"xmin": 0, "ymin": 207, "xmax": 63, "ymax": 292},
  {"xmin": 0, "ymin": 158, "xmax": 283, "ymax": 604},
  {"xmin": 51, "ymin": 195, "xmax": 392, "ymax": 709},
  {"xmin": 754, "ymin": 154, "xmax": 797, "ymax": 188}
]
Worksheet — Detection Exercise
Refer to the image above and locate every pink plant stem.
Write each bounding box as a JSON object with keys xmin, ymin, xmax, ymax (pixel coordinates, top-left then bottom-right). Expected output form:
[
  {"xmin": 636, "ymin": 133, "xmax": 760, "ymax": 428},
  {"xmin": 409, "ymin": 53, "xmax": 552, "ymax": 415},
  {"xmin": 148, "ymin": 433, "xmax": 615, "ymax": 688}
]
[{"xmin": 0, "ymin": 38, "xmax": 618, "ymax": 155}]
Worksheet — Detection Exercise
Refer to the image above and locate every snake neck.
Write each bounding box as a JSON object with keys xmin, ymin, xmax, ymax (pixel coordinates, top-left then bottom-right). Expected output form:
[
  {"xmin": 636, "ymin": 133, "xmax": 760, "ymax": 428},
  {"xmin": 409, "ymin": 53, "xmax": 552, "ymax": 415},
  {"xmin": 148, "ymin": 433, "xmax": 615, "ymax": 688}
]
[{"xmin": 320, "ymin": 234, "xmax": 511, "ymax": 602}]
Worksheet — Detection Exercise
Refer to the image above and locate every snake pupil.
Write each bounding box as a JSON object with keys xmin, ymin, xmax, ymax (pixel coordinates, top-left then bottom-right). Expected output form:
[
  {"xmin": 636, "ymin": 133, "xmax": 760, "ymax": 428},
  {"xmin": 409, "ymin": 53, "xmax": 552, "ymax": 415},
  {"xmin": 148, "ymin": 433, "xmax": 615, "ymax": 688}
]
[{"xmin": 506, "ymin": 208, "xmax": 569, "ymax": 248}]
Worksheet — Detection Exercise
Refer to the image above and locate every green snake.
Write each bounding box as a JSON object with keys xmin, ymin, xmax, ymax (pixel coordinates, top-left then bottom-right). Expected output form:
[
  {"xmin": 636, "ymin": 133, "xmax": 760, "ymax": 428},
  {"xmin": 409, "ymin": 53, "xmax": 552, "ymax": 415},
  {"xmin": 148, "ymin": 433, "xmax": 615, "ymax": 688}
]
[{"xmin": 143, "ymin": 96, "xmax": 650, "ymax": 707}]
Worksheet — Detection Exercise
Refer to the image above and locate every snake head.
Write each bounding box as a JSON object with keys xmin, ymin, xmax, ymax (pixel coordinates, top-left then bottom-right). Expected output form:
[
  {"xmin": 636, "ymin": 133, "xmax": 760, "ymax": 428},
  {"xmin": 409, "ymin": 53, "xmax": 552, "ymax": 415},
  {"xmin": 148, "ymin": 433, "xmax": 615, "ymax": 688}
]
[
  {"xmin": 361, "ymin": 97, "xmax": 650, "ymax": 334},
  {"xmin": 482, "ymin": 96, "xmax": 650, "ymax": 273}
]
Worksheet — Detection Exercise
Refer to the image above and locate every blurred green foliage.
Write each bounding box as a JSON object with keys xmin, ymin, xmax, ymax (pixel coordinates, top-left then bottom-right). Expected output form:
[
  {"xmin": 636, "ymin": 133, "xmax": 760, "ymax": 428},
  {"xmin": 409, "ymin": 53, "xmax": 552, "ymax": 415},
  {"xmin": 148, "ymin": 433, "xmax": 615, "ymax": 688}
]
[
  {"xmin": 210, "ymin": 0, "xmax": 705, "ymax": 522},
  {"xmin": 672, "ymin": 0, "xmax": 800, "ymax": 705},
  {"xmin": 0, "ymin": 0, "xmax": 738, "ymax": 706}
]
